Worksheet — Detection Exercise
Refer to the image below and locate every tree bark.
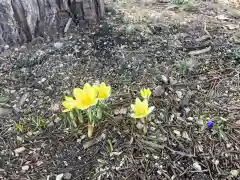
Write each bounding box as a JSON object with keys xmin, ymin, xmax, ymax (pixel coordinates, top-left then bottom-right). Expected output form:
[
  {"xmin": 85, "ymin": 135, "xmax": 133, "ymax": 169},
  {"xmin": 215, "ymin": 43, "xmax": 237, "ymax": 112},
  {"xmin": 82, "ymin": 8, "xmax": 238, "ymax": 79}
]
[{"xmin": 0, "ymin": 0, "xmax": 105, "ymax": 48}]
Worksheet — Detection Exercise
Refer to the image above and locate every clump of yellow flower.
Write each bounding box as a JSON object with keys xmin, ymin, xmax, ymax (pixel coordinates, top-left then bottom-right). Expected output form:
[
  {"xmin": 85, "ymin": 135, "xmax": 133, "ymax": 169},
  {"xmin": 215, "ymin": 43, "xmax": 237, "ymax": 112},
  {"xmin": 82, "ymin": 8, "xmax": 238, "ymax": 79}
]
[
  {"xmin": 73, "ymin": 83, "xmax": 99, "ymax": 110},
  {"xmin": 140, "ymin": 88, "xmax": 151, "ymax": 100},
  {"xmin": 131, "ymin": 87, "xmax": 154, "ymax": 135},
  {"xmin": 96, "ymin": 82, "xmax": 111, "ymax": 101},
  {"xmin": 62, "ymin": 82, "xmax": 111, "ymax": 138},
  {"xmin": 131, "ymin": 98, "xmax": 154, "ymax": 119}
]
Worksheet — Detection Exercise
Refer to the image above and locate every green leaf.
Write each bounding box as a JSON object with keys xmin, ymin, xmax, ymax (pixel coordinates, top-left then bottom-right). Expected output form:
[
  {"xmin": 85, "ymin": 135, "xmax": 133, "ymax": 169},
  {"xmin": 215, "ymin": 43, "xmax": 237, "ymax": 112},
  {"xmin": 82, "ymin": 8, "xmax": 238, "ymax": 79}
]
[
  {"xmin": 16, "ymin": 124, "xmax": 23, "ymax": 133},
  {"xmin": 96, "ymin": 108, "xmax": 102, "ymax": 120}
]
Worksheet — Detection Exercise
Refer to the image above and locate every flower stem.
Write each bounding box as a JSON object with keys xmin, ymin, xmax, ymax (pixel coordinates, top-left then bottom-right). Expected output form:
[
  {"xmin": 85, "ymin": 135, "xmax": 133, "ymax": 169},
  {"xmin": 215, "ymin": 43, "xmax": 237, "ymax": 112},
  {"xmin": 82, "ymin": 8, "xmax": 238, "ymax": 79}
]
[
  {"xmin": 88, "ymin": 124, "xmax": 94, "ymax": 138},
  {"xmin": 143, "ymin": 117, "xmax": 148, "ymax": 135},
  {"xmin": 87, "ymin": 108, "xmax": 94, "ymax": 138}
]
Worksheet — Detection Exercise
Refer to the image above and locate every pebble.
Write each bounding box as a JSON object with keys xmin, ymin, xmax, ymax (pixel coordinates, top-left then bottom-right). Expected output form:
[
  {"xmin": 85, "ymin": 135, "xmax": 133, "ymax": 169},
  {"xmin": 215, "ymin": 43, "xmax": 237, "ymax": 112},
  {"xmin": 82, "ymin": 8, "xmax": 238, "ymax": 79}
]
[
  {"xmin": 63, "ymin": 172, "xmax": 72, "ymax": 180},
  {"xmin": 193, "ymin": 162, "xmax": 202, "ymax": 171},
  {"xmin": 14, "ymin": 147, "xmax": 26, "ymax": 154},
  {"xmin": 56, "ymin": 173, "xmax": 64, "ymax": 180},
  {"xmin": 54, "ymin": 42, "xmax": 64, "ymax": 49},
  {"xmin": 161, "ymin": 75, "xmax": 168, "ymax": 84},
  {"xmin": 153, "ymin": 86, "xmax": 165, "ymax": 97},
  {"xmin": 21, "ymin": 165, "xmax": 29, "ymax": 172},
  {"xmin": 136, "ymin": 122, "xmax": 144, "ymax": 130},
  {"xmin": 51, "ymin": 103, "xmax": 60, "ymax": 112},
  {"xmin": 230, "ymin": 169, "xmax": 239, "ymax": 177},
  {"xmin": 176, "ymin": 91, "xmax": 183, "ymax": 99}
]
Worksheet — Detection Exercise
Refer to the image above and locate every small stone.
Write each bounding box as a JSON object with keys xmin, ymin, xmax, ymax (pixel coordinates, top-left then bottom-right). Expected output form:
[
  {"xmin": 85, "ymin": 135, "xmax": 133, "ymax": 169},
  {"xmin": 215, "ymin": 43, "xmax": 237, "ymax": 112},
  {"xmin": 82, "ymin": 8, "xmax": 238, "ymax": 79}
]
[
  {"xmin": 184, "ymin": 107, "xmax": 191, "ymax": 114},
  {"xmin": 182, "ymin": 131, "xmax": 191, "ymax": 141},
  {"xmin": 153, "ymin": 86, "xmax": 165, "ymax": 97},
  {"xmin": 14, "ymin": 147, "xmax": 26, "ymax": 154},
  {"xmin": 187, "ymin": 117, "xmax": 194, "ymax": 121},
  {"xmin": 39, "ymin": 78, "xmax": 46, "ymax": 84},
  {"xmin": 136, "ymin": 122, "xmax": 144, "ymax": 130},
  {"xmin": 54, "ymin": 42, "xmax": 64, "ymax": 49},
  {"xmin": 176, "ymin": 91, "xmax": 183, "ymax": 99},
  {"xmin": 152, "ymin": 155, "xmax": 159, "ymax": 160},
  {"xmin": 157, "ymin": 170, "xmax": 162, "ymax": 175},
  {"xmin": 21, "ymin": 165, "xmax": 29, "ymax": 171},
  {"xmin": 56, "ymin": 173, "xmax": 64, "ymax": 180},
  {"xmin": 169, "ymin": 77, "xmax": 177, "ymax": 85},
  {"xmin": 51, "ymin": 103, "xmax": 60, "ymax": 112},
  {"xmin": 4, "ymin": 45, "xmax": 9, "ymax": 49},
  {"xmin": 230, "ymin": 169, "xmax": 239, "ymax": 177},
  {"xmin": 27, "ymin": 131, "xmax": 33, "ymax": 137},
  {"xmin": 10, "ymin": 89, "xmax": 16, "ymax": 94},
  {"xmin": 236, "ymin": 120, "xmax": 240, "ymax": 125},
  {"xmin": 212, "ymin": 159, "xmax": 219, "ymax": 165},
  {"xmin": 173, "ymin": 130, "xmax": 181, "ymax": 137},
  {"xmin": 161, "ymin": 75, "xmax": 168, "ymax": 84},
  {"xmin": 63, "ymin": 172, "xmax": 72, "ymax": 179},
  {"xmin": 193, "ymin": 162, "xmax": 202, "ymax": 171},
  {"xmin": 16, "ymin": 136, "xmax": 24, "ymax": 142}
]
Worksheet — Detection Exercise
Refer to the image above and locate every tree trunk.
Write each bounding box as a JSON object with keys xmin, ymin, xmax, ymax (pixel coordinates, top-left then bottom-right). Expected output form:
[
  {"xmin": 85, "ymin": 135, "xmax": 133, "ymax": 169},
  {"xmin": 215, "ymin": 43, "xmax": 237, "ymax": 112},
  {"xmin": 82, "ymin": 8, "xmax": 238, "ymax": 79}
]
[{"xmin": 0, "ymin": 0, "xmax": 105, "ymax": 48}]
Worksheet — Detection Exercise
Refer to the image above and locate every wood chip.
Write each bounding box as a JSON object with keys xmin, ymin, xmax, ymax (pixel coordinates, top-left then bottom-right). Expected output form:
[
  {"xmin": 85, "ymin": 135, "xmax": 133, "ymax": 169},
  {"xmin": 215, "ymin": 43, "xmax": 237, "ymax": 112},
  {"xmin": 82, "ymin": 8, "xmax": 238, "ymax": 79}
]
[
  {"xmin": 188, "ymin": 46, "xmax": 211, "ymax": 55},
  {"xmin": 83, "ymin": 133, "xmax": 106, "ymax": 149}
]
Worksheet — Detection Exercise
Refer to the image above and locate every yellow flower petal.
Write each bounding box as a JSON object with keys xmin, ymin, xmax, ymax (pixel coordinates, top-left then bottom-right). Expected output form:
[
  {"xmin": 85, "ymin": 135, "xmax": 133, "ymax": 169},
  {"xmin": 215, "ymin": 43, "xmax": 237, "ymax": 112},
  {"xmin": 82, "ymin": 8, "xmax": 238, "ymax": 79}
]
[
  {"xmin": 74, "ymin": 83, "xmax": 98, "ymax": 110},
  {"xmin": 131, "ymin": 104, "xmax": 135, "ymax": 111},
  {"xmin": 130, "ymin": 98, "xmax": 154, "ymax": 119},
  {"xmin": 140, "ymin": 88, "xmax": 151, "ymax": 99},
  {"xmin": 73, "ymin": 88, "xmax": 82, "ymax": 100},
  {"xmin": 98, "ymin": 82, "xmax": 111, "ymax": 100}
]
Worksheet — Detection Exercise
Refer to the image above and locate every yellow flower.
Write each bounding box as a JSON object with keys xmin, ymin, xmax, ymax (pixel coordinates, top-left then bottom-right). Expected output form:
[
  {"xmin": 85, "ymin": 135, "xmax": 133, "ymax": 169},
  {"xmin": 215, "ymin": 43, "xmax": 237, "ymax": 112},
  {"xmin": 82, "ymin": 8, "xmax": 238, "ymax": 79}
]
[
  {"xmin": 140, "ymin": 88, "xmax": 151, "ymax": 99},
  {"xmin": 74, "ymin": 83, "xmax": 98, "ymax": 110},
  {"xmin": 97, "ymin": 82, "xmax": 111, "ymax": 100},
  {"xmin": 131, "ymin": 98, "xmax": 154, "ymax": 119},
  {"xmin": 62, "ymin": 96, "xmax": 76, "ymax": 112}
]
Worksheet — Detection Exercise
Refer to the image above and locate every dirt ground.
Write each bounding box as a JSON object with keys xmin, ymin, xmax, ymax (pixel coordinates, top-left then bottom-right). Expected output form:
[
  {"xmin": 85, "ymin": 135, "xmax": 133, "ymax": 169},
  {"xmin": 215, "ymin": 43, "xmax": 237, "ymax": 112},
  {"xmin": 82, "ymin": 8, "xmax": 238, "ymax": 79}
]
[{"xmin": 0, "ymin": 0, "xmax": 240, "ymax": 179}]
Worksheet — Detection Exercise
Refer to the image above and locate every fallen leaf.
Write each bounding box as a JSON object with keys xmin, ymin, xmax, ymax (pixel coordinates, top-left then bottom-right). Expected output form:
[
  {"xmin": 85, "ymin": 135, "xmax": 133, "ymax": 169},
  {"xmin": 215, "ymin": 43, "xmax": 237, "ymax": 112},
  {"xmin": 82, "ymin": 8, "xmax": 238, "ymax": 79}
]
[{"xmin": 83, "ymin": 133, "xmax": 106, "ymax": 149}]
